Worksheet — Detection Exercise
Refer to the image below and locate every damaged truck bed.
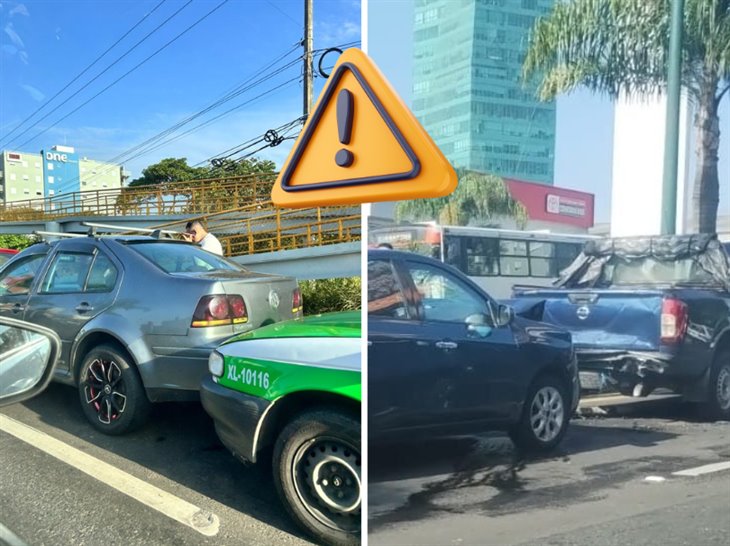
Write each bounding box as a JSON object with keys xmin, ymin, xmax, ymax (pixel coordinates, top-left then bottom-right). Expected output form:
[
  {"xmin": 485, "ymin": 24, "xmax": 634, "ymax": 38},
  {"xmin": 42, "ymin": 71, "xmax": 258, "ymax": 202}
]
[{"xmin": 509, "ymin": 234, "xmax": 730, "ymax": 419}]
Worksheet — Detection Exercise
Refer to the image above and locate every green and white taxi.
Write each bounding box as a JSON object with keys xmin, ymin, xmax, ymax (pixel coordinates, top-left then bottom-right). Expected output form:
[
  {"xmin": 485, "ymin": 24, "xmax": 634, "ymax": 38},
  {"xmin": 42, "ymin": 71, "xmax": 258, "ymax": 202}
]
[{"xmin": 200, "ymin": 311, "xmax": 361, "ymax": 546}]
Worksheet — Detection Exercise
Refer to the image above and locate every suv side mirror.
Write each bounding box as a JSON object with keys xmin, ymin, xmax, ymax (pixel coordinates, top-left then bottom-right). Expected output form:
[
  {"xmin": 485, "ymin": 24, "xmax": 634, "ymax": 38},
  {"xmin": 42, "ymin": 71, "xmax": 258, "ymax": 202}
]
[
  {"xmin": 465, "ymin": 313, "xmax": 493, "ymax": 338},
  {"xmin": 495, "ymin": 304, "xmax": 515, "ymax": 327},
  {"xmin": 0, "ymin": 317, "xmax": 60, "ymax": 408}
]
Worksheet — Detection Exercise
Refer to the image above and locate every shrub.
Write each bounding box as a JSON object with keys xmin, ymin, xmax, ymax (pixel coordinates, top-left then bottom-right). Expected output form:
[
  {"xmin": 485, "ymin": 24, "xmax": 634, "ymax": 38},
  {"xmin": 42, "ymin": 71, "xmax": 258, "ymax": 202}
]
[
  {"xmin": 0, "ymin": 234, "xmax": 37, "ymax": 251},
  {"xmin": 299, "ymin": 277, "xmax": 361, "ymax": 316}
]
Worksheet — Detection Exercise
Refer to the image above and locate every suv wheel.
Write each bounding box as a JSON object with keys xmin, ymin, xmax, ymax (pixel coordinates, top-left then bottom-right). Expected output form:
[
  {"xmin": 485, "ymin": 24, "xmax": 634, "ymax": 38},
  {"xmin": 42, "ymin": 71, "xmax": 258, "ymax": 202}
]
[
  {"xmin": 273, "ymin": 410, "xmax": 360, "ymax": 546},
  {"xmin": 510, "ymin": 374, "xmax": 570, "ymax": 453},
  {"xmin": 706, "ymin": 349, "xmax": 730, "ymax": 420},
  {"xmin": 77, "ymin": 344, "xmax": 150, "ymax": 435}
]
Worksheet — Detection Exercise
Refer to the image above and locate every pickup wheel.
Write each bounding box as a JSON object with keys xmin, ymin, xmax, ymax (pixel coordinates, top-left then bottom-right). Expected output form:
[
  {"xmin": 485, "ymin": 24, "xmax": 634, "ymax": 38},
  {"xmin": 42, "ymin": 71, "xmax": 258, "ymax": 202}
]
[
  {"xmin": 273, "ymin": 410, "xmax": 360, "ymax": 546},
  {"xmin": 706, "ymin": 349, "xmax": 730, "ymax": 420},
  {"xmin": 77, "ymin": 344, "xmax": 150, "ymax": 435},
  {"xmin": 510, "ymin": 373, "xmax": 570, "ymax": 453}
]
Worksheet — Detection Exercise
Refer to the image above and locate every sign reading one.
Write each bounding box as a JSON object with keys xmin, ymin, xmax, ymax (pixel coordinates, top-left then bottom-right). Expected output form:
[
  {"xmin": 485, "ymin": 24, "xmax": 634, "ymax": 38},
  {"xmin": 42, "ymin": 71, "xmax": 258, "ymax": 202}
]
[
  {"xmin": 272, "ymin": 48, "xmax": 457, "ymax": 208},
  {"xmin": 46, "ymin": 152, "xmax": 68, "ymax": 163}
]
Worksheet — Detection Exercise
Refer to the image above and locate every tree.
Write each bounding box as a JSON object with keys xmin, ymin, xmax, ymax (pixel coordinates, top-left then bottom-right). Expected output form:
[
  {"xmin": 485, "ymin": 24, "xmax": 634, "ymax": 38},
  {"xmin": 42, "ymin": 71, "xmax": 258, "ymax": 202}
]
[
  {"xmin": 204, "ymin": 157, "xmax": 276, "ymax": 179},
  {"xmin": 523, "ymin": 0, "xmax": 730, "ymax": 233},
  {"xmin": 128, "ymin": 158, "xmax": 206, "ymax": 187},
  {"xmin": 394, "ymin": 169, "xmax": 528, "ymax": 227}
]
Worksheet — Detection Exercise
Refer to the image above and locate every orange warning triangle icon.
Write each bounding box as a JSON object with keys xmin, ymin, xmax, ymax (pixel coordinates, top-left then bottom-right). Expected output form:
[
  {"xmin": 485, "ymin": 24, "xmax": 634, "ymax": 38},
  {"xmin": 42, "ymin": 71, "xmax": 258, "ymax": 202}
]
[{"xmin": 272, "ymin": 48, "xmax": 457, "ymax": 208}]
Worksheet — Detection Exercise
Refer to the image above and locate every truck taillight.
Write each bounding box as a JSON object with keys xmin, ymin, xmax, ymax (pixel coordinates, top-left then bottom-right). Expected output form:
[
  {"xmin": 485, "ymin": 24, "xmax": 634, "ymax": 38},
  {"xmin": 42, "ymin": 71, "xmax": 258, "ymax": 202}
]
[
  {"xmin": 661, "ymin": 297, "xmax": 688, "ymax": 343},
  {"xmin": 192, "ymin": 295, "xmax": 248, "ymax": 328},
  {"xmin": 292, "ymin": 288, "xmax": 303, "ymax": 313}
]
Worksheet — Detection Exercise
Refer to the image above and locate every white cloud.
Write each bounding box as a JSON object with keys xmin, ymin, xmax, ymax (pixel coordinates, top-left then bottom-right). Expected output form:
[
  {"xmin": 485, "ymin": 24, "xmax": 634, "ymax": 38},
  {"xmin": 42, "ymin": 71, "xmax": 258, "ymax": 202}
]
[
  {"xmin": 316, "ymin": 19, "xmax": 360, "ymax": 46},
  {"xmin": 4, "ymin": 22, "xmax": 24, "ymax": 49},
  {"xmin": 9, "ymin": 3, "xmax": 28, "ymax": 17},
  {"xmin": 20, "ymin": 83, "xmax": 44, "ymax": 101}
]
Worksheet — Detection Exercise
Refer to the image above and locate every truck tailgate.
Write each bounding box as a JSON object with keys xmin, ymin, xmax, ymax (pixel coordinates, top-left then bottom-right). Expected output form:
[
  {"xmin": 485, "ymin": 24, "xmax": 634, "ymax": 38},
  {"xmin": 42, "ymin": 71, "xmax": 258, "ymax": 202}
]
[{"xmin": 515, "ymin": 289, "xmax": 664, "ymax": 351}]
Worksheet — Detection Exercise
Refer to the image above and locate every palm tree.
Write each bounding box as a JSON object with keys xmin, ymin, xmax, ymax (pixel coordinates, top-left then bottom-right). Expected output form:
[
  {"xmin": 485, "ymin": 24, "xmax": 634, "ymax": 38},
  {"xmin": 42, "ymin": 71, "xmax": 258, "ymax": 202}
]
[
  {"xmin": 394, "ymin": 169, "xmax": 528, "ymax": 227},
  {"xmin": 523, "ymin": 0, "xmax": 729, "ymax": 233}
]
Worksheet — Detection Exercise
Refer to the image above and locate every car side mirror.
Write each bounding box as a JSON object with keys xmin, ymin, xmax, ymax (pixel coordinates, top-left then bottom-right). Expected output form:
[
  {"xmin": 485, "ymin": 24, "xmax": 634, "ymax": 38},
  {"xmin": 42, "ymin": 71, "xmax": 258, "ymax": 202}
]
[
  {"xmin": 465, "ymin": 313, "xmax": 492, "ymax": 338},
  {"xmin": 495, "ymin": 304, "xmax": 515, "ymax": 327},
  {"xmin": 0, "ymin": 317, "xmax": 60, "ymax": 408}
]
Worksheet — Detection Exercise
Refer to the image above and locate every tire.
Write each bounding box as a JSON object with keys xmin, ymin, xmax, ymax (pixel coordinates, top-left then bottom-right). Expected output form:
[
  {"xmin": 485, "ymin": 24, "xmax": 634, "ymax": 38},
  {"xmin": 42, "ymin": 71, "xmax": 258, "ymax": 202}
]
[
  {"xmin": 272, "ymin": 410, "xmax": 360, "ymax": 546},
  {"xmin": 77, "ymin": 344, "xmax": 150, "ymax": 435},
  {"xmin": 705, "ymin": 349, "xmax": 730, "ymax": 421},
  {"xmin": 510, "ymin": 373, "xmax": 570, "ymax": 453}
]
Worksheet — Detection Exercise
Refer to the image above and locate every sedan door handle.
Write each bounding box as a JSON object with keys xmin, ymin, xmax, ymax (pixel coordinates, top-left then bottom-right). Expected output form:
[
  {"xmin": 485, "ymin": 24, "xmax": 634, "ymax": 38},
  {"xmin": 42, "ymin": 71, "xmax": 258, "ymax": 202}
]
[
  {"xmin": 12, "ymin": 303, "xmax": 24, "ymax": 314},
  {"xmin": 435, "ymin": 341, "xmax": 458, "ymax": 350},
  {"xmin": 75, "ymin": 302, "xmax": 94, "ymax": 313}
]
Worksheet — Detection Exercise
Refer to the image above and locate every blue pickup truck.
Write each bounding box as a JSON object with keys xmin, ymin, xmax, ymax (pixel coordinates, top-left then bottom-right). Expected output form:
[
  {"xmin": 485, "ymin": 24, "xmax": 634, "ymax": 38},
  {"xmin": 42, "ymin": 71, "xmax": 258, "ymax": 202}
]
[{"xmin": 511, "ymin": 234, "xmax": 730, "ymax": 419}]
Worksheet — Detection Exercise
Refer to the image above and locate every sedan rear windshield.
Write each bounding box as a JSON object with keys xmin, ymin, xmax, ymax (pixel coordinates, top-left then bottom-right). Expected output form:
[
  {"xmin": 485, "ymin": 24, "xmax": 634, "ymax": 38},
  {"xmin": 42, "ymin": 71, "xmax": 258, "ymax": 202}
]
[{"xmin": 128, "ymin": 242, "xmax": 244, "ymax": 274}]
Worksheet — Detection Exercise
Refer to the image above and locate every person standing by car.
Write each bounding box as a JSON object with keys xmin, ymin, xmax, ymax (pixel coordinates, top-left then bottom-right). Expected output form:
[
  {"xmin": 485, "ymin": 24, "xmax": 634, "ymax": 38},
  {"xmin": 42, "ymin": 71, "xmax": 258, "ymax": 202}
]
[{"xmin": 183, "ymin": 220, "xmax": 223, "ymax": 256}]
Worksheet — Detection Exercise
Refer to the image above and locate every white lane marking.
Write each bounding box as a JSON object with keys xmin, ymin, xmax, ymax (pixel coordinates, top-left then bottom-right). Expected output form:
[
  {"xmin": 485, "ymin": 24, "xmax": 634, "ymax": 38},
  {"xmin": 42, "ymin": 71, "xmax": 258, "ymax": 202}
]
[
  {"xmin": 673, "ymin": 461, "xmax": 730, "ymax": 477},
  {"xmin": 0, "ymin": 522, "xmax": 28, "ymax": 546},
  {"xmin": 644, "ymin": 476, "xmax": 666, "ymax": 483},
  {"xmin": 0, "ymin": 415, "xmax": 219, "ymax": 536}
]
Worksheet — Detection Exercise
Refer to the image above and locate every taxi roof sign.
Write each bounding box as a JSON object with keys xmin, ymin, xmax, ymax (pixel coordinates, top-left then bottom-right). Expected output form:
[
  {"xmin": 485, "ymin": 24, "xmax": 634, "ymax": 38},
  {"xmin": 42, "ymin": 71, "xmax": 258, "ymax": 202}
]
[{"xmin": 272, "ymin": 48, "xmax": 457, "ymax": 208}]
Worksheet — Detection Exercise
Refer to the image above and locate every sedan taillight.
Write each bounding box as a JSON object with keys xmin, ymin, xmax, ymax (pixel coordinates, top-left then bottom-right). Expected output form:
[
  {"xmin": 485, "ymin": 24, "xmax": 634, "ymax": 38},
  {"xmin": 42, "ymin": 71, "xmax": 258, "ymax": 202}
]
[
  {"xmin": 192, "ymin": 295, "xmax": 248, "ymax": 328},
  {"xmin": 292, "ymin": 288, "xmax": 303, "ymax": 313}
]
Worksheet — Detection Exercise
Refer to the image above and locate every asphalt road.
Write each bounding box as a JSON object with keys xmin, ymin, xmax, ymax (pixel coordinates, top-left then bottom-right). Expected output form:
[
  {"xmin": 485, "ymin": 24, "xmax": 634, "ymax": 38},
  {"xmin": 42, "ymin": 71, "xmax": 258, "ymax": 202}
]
[
  {"xmin": 0, "ymin": 383, "xmax": 314, "ymax": 546},
  {"xmin": 368, "ymin": 398, "xmax": 730, "ymax": 546}
]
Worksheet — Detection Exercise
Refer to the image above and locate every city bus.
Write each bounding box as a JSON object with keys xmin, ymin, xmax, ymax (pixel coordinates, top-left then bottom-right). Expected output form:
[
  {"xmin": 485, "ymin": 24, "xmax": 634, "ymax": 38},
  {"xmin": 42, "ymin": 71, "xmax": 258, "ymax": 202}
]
[{"xmin": 369, "ymin": 223, "xmax": 601, "ymax": 299}]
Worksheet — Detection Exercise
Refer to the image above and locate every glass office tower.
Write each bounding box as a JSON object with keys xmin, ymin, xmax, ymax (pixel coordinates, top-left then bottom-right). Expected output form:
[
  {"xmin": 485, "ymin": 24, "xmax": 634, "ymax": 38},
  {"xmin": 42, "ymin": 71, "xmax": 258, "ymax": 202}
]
[{"xmin": 412, "ymin": 0, "xmax": 556, "ymax": 184}]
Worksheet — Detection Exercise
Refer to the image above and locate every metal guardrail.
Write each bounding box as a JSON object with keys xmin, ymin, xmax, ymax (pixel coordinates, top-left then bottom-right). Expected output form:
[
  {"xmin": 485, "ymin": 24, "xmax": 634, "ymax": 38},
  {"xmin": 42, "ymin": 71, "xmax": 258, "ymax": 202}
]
[{"xmin": 144, "ymin": 202, "xmax": 361, "ymax": 257}]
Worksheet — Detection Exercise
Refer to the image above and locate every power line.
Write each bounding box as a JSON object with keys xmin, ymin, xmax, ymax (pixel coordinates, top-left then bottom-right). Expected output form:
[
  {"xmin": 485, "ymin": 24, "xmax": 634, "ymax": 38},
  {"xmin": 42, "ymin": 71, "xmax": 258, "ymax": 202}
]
[
  {"xmin": 35, "ymin": 39, "xmax": 360, "ymax": 187},
  {"xmin": 60, "ymin": 76, "xmax": 301, "ymax": 189},
  {"xmin": 83, "ymin": 49, "xmax": 303, "ymax": 173},
  {"xmin": 0, "ymin": 0, "xmax": 169, "ymax": 148},
  {"xmin": 127, "ymin": 76, "xmax": 301, "ymax": 161},
  {"xmin": 4, "ymin": 0, "xmax": 194, "ymax": 149},
  {"xmin": 264, "ymin": 0, "xmax": 299, "ymax": 28},
  {"xmin": 15, "ymin": 0, "xmax": 231, "ymax": 150}
]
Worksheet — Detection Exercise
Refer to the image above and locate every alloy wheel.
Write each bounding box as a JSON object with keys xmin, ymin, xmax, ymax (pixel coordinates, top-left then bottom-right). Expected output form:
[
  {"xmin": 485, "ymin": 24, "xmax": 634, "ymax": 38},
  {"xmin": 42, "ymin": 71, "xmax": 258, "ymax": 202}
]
[
  {"xmin": 530, "ymin": 385, "xmax": 564, "ymax": 443},
  {"xmin": 716, "ymin": 365, "xmax": 730, "ymax": 411},
  {"xmin": 83, "ymin": 358, "xmax": 127, "ymax": 425}
]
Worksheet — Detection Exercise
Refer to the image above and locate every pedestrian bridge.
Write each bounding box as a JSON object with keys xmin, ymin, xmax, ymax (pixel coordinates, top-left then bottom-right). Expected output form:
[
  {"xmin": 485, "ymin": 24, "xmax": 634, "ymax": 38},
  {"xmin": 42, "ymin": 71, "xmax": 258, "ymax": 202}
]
[{"xmin": 0, "ymin": 174, "xmax": 361, "ymax": 279}]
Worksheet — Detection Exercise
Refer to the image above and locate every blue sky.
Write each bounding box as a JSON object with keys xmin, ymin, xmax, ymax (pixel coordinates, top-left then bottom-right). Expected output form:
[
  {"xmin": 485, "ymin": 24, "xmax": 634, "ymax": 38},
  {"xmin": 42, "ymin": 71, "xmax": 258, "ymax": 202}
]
[
  {"xmin": 0, "ymin": 0, "xmax": 360, "ymax": 178},
  {"xmin": 368, "ymin": 0, "xmax": 728, "ymax": 224}
]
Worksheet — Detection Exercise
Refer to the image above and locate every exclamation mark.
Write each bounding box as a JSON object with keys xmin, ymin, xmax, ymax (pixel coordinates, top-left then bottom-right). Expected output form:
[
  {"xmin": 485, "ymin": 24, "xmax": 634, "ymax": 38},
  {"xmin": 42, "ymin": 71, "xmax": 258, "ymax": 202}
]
[{"xmin": 335, "ymin": 89, "xmax": 354, "ymax": 167}]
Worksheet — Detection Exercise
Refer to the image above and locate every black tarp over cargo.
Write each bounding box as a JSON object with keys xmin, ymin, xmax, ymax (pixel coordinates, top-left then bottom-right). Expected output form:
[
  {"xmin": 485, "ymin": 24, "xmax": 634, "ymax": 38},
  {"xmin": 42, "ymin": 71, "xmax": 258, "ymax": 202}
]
[{"xmin": 554, "ymin": 234, "xmax": 730, "ymax": 291}]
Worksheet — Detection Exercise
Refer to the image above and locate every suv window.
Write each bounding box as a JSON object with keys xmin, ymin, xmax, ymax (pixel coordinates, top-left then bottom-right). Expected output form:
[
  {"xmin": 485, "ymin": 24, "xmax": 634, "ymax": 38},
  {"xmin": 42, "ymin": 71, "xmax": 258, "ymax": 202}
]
[
  {"xmin": 0, "ymin": 255, "xmax": 46, "ymax": 296},
  {"xmin": 129, "ymin": 242, "xmax": 241, "ymax": 274},
  {"xmin": 368, "ymin": 259, "xmax": 409, "ymax": 319},
  {"xmin": 405, "ymin": 260, "xmax": 490, "ymax": 323},
  {"xmin": 41, "ymin": 253, "xmax": 94, "ymax": 294}
]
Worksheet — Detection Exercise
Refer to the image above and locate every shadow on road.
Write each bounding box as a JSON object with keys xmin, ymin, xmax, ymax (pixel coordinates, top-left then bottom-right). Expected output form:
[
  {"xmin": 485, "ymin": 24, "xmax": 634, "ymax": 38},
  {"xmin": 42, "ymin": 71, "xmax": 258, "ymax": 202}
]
[
  {"xmin": 368, "ymin": 419, "xmax": 680, "ymax": 531},
  {"xmin": 17, "ymin": 383, "xmax": 307, "ymax": 542}
]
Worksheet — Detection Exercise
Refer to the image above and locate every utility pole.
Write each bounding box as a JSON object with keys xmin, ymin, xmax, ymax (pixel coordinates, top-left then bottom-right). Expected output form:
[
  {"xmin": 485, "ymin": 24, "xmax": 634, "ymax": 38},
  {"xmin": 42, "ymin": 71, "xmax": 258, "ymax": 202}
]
[
  {"xmin": 660, "ymin": 0, "xmax": 684, "ymax": 235},
  {"xmin": 303, "ymin": 0, "xmax": 314, "ymax": 118}
]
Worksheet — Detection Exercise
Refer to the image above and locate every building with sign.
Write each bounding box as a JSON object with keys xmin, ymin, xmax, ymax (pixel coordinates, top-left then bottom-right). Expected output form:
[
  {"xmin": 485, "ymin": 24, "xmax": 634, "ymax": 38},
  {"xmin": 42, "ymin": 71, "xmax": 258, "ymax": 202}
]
[
  {"xmin": 411, "ymin": 0, "xmax": 556, "ymax": 184},
  {"xmin": 42, "ymin": 145, "xmax": 80, "ymax": 198},
  {"xmin": 0, "ymin": 150, "xmax": 45, "ymax": 203},
  {"xmin": 370, "ymin": 177, "xmax": 594, "ymax": 234},
  {"xmin": 503, "ymin": 178, "xmax": 593, "ymax": 233},
  {"xmin": 0, "ymin": 145, "xmax": 124, "ymax": 205}
]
